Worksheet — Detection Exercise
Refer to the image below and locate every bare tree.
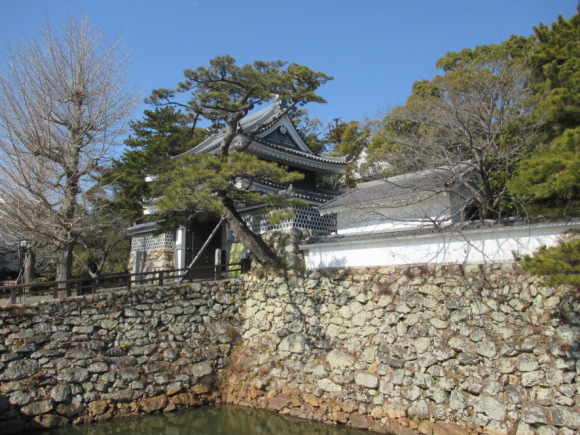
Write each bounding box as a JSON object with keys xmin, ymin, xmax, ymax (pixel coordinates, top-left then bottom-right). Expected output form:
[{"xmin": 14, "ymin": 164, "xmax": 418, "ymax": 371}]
[
  {"xmin": 0, "ymin": 16, "xmax": 138, "ymax": 282},
  {"xmin": 373, "ymin": 60, "xmax": 543, "ymax": 219},
  {"xmin": 73, "ymin": 210, "xmax": 130, "ymax": 278}
]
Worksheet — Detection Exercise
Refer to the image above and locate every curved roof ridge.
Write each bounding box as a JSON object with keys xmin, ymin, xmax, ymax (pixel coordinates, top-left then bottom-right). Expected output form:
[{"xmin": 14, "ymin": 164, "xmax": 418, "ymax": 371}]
[
  {"xmin": 180, "ymin": 131, "xmax": 225, "ymax": 156},
  {"xmin": 179, "ymin": 101, "xmax": 283, "ymax": 156},
  {"xmin": 253, "ymin": 136, "xmax": 347, "ymax": 164},
  {"xmin": 240, "ymin": 100, "xmax": 282, "ymax": 132}
]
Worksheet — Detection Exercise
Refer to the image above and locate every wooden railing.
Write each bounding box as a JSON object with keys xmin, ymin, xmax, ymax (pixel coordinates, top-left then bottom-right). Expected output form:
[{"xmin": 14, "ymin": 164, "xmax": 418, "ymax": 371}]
[{"xmin": 0, "ymin": 260, "xmax": 251, "ymax": 305}]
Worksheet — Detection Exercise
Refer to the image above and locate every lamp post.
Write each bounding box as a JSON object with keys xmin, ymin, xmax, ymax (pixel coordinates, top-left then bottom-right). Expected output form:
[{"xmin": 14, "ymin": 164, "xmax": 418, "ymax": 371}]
[{"xmin": 18, "ymin": 239, "xmax": 28, "ymax": 284}]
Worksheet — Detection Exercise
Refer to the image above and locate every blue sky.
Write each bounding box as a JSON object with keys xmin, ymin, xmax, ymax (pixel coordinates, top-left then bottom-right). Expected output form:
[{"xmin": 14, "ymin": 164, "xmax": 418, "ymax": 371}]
[{"xmin": 0, "ymin": 0, "xmax": 578, "ymax": 129}]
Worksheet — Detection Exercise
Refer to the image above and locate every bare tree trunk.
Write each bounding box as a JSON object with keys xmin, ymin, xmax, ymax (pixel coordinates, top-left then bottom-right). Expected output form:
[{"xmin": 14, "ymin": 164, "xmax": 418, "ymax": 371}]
[
  {"xmin": 221, "ymin": 196, "xmax": 278, "ymax": 266},
  {"xmin": 56, "ymin": 244, "xmax": 74, "ymax": 296},
  {"xmin": 0, "ymin": 16, "xmax": 137, "ymax": 285},
  {"xmin": 23, "ymin": 249, "xmax": 35, "ymax": 284}
]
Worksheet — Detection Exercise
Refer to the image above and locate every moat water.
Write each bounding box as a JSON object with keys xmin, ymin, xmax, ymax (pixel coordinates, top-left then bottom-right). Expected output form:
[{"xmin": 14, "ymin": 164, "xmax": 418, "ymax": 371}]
[{"xmin": 39, "ymin": 405, "xmax": 370, "ymax": 435}]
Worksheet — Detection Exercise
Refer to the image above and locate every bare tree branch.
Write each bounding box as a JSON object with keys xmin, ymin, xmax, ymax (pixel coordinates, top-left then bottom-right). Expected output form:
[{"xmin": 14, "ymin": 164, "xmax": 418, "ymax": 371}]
[
  {"xmin": 374, "ymin": 60, "xmax": 543, "ymax": 219},
  {"xmin": 0, "ymin": 16, "xmax": 138, "ymax": 282}
]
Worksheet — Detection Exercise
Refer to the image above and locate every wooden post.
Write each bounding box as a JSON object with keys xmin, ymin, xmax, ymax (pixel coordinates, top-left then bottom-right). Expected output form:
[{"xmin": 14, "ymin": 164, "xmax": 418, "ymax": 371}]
[
  {"xmin": 126, "ymin": 274, "xmax": 131, "ymax": 291},
  {"xmin": 92, "ymin": 278, "xmax": 97, "ymax": 294},
  {"xmin": 159, "ymin": 271, "xmax": 164, "ymax": 286},
  {"xmin": 53, "ymin": 284, "xmax": 58, "ymax": 299},
  {"xmin": 10, "ymin": 290, "xmax": 17, "ymax": 305}
]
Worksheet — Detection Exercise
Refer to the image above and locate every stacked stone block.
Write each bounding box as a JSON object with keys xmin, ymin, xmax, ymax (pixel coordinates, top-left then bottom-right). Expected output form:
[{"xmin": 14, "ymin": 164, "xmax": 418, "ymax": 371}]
[
  {"xmin": 225, "ymin": 264, "xmax": 580, "ymax": 435},
  {"xmin": 1, "ymin": 262, "xmax": 580, "ymax": 435},
  {"xmin": 0, "ymin": 281, "xmax": 242, "ymax": 433}
]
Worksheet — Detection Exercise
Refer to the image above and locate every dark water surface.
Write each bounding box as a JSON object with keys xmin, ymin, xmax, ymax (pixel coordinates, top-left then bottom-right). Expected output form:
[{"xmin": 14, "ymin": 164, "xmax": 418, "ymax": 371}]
[{"xmin": 40, "ymin": 405, "xmax": 371, "ymax": 435}]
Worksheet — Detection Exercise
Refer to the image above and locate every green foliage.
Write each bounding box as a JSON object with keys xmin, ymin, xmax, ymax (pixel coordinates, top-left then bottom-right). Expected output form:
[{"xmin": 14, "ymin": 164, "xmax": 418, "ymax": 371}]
[
  {"xmin": 517, "ymin": 232, "xmax": 580, "ymax": 289},
  {"xmin": 370, "ymin": 43, "xmax": 536, "ymax": 183},
  {"xmin": 71, "ymin": 171, "xmax": 138, "ymax": 277},
  {"xmin": 328, "ymin": 120, "xmax": 366, "ymax": 161},
  {"xmin": 509, "ymin": 7, "xmax": 580, "ymax": 213},
  {"xmin": 155, "ymin": 152, "xmax": 307, "ymax": 224},
  {"xmin": 289, "ymin": 107, "xmax": 325, "ymax": 154},
  {"xmin": 435, "ymin": 35, "xmax": 534, "ymax": 72},
  {"xmin": 509, "ymin": 127, "xmax": 580, "ymax": 214},
  {"xmin": 141, "ymin": 56, "xmax": 332, "ymax": 265},
  {"xmin": 175, "ymin": 57, "xmax": 331, "ymax": 114},
  {"xmin": 372, "ymin": 53, "xmax": 538, "ymax": 218},
  {"xmin": 73, "ymin": 107, "xmax": 208, "ymax": 276},
  {"xmin": 73, "ymin": 237, "xmax": 130, "ymax": 277},
  {"xmin": 147, "ymin": 55, "xmax": 332, "ymax": 158},
  {"xmin": 532, "ymin": 9, "xmax": 580, "ymax": 134},
  {"xmin": 110, "ymin": 106, "xmax": 207, "ymax": 216},
  {"xmin": 324, "ymin": 119, "xmax": 372, "ymax": 187},
  {"xmin": 369, "ymin": 9, "xmax": 580, "ymax": 218}
]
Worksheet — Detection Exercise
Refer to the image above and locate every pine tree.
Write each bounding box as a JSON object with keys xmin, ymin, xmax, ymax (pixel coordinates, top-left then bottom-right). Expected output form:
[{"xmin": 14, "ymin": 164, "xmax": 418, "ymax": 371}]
[
  {"xmin": 517, "ymin": 232, "xmax": 580, "ymax": 289},
  {"xmin": 508, "ymin": 8, "xmax": 580, "ymax": 215},
  {"xmin": 508, "ymin": 127, "xmax": 580, "ymax": 214},
  {"xmin": 110, "ymin": 106, "xmax": 208, "ymax": 216},
  {"xmin": 145, "ymin": 56, "xmax": 331, "ymax": 266}
]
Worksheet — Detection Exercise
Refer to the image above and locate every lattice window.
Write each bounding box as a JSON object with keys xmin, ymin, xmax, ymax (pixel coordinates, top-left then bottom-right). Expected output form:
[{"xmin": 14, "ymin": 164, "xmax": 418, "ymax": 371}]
[
  {"xmin": 241, "ymin": 207, "xmax": 336, "ymax": 235},
  {"xmin": 131, "ymin": 232, "xmax": 175, "ymax": 252},
  {"xmin": 130, "ymin": 207, "xmax": 335, "ymax": 252}
]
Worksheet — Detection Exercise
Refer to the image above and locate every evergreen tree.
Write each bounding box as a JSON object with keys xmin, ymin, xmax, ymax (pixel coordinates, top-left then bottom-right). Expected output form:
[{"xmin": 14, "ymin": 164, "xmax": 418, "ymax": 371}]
[
  {"xmin": 369, "ymin": 10, "xmax": 580, "ymax": 219},
  {"xmin": 421, "ymin": 9, "xmax": 580, "ymax": 284},
  {"xmin": 532, "ymin": 8, "xmax": 580, "ymax": 135},
  {"xmin": 323, "ymin": 119, "xmax": 371, "ymax": 188},
  {"xmin": 145, "ymin": 56, "xmax": 331, "ymax": 266},
  {"xmin": 508, "ymin": 127, "xmax": 580, "ymax": 214},
  {"xmin": 517, "ymin": 231, "xmax": 580, "ymax": 290},
  {"xmin": 70, "ymin": 107, "xmax": 208, "ymax": 277},
  {"xmin": 289, "ymin": 107, "xmax": 326, "ymax": 154},
  {"xmin": 508, "ymin": 8, "xmax": 580, "ymax": 214},
  {"xmin": 110, "ymin": 106, "xmax": 208, "ymax": 216}
]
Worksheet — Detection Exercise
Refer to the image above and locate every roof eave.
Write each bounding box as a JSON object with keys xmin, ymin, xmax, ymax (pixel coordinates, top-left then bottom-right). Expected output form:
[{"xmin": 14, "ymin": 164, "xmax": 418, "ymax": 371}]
[{"xmin": 299, "ymin": 219, "xmax": 580, "ymax": 250}]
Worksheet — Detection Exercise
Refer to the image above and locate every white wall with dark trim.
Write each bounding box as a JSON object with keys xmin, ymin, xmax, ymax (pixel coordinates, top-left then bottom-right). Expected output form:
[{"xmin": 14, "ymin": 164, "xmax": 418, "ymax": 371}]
[{"xmin": 301, "ymin": 221, "xmax": 580, "ymax": 269}]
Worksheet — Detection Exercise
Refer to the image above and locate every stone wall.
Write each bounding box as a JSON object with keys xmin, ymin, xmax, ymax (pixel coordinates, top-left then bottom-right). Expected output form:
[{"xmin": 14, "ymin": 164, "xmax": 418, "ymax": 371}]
[
  {"xmin": 1, "ymin": 263, "xmax": 580, "ymax": 435},
  {"xmin": 0, "ymin": 280, "xmax": 243, "ymax": 433},
  {"xmin": 262, "ymin": 228, "xmax": 316, "ymax": 269},
  {"xmin": 128, "ymin": 248, "xmax": 175, "ymax": 273},
  {"xmin": 224, "ymin": 263, "xmax": 580, "ymax": 435}
]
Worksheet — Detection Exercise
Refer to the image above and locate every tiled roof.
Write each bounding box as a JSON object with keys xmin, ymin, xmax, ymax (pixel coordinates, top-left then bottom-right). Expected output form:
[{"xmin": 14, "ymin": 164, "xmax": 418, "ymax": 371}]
[
  {"xmin": 300, "ymin": 218, "xmax": 580, "ymax": 248},
  {"xmin": 259, "ymin": 180, "xmax": 344, "ymax": 203},
  {"xmin": 239, "ymin": 101, "xmax": 281, "ymax": 132},
  {"xmin": 182, "ymin": 102, "xmax": 281, "ymax": 155},
  {"xmin": 320, "ymin": 164, "xmax": 471, "ymax": 210},
  {"xmin": 253, "ymin": 136, "xmax": 346, "ymax": 164},
  {"xmin": 126, "ymin": 221, "xmax": 159, "ymax": 236},
  {"xmin": 181, "ymin": 131, "xmax": 224, "ymax": 155},
  {"xmin": 179, "ymin": 101, "xmax": 346, "ymax": 165}
]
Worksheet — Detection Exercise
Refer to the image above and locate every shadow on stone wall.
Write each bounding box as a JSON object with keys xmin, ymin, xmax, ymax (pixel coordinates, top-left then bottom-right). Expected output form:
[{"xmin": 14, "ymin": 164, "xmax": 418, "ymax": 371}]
[
  {"xmin": 1, "ymin": 263, "xmax": 580, "ymax": 435},
  {"xmin": 0, "ymin": 281, "xmax": 244, "ymax": 434},
  {"xmin": 223, "ymin": 263, "xmax": 580, "ymax": 435}
]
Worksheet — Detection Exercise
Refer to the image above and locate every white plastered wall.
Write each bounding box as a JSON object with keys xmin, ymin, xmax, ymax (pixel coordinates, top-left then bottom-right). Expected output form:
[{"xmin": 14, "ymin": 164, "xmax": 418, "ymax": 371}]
[{"xmin": 302, "ymin": 222, "xmax": 580, "ymax": 269}]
